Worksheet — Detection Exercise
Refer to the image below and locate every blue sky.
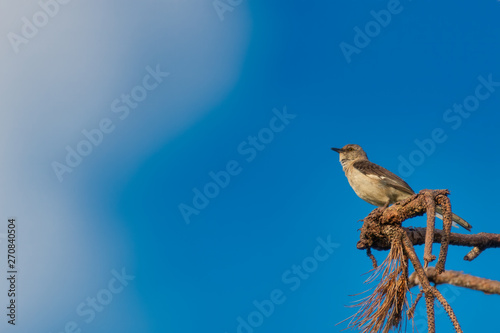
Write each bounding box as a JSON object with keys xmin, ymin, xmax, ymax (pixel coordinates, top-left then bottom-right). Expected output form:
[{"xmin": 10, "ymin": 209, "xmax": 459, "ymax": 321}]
[{"xmin": 1, "ymin": 0, "xmax": 500, "ymax": 332}]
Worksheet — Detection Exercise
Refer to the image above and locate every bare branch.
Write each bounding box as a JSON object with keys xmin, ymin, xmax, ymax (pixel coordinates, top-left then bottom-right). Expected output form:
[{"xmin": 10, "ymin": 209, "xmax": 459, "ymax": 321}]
[
  {"xmin": 350, "ymin": 189, "xmax": 478, "ymax": 333},
  {"xmin": 407, "ymin": 289, "xmax": 423, "ymax": 319},
  {"xmin": 464, "ymin": 246, "xmax": 485, "ymax": 261},
  {"xmin": 409, "ymin": 267, "xmax": 500, "ymax": 295},
  {"xmin": 358, "ymin": 227, "xmax": 500, "ymax": 258},
  {"xmin": 433, "ymin": 287, "xmax": 462, "ymax": 333},
  {"xmin": 435, "ymin": 194, "xmax": 453, "ymax": 273},
  {"xmin": 423, "ymin": 194, "xmax": 437, "ymax": 268},
  {"xmin": 366, "ymin": 248, "xmax": 378, "ymax": 269}
]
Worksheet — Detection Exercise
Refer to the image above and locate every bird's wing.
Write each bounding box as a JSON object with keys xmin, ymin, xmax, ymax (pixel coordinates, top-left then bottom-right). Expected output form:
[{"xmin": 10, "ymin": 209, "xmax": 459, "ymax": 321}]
[{"xmin": 352, "ymin": 160, "xmax": 415, "ymax": 195}]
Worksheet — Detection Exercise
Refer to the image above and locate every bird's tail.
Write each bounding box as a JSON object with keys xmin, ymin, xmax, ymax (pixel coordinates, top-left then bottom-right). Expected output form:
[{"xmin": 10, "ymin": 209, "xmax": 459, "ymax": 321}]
[{"xmin": 435, "ymin": 206, "xmax": 472, "ymax": 231}]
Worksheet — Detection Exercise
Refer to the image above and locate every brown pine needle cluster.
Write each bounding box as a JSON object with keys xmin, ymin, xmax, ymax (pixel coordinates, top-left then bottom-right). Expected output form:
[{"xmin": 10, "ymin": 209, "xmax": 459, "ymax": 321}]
[{"xmin": 347, "ymin": 238, "xmax": 410, "ymax": 333}]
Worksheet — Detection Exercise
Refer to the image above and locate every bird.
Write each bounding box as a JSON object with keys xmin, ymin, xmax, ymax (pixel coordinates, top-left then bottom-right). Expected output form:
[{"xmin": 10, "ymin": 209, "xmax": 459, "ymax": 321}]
[{"xmin": 331, "ymin": 144, "xmax": 472, "ymax": 231}]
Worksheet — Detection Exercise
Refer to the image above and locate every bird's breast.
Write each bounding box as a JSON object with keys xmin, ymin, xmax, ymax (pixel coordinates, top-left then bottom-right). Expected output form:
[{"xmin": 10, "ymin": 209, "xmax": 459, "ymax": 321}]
[{"xmin": 345, "ymin": 167, "xmax": 391, "ymax": 206}]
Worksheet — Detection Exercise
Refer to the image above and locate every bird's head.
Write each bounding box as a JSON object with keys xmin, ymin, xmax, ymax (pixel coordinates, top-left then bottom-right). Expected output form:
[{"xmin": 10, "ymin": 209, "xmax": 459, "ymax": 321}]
[{"xmin": 331, "ymin": 144, "xmax": 368, "ymax": 164}]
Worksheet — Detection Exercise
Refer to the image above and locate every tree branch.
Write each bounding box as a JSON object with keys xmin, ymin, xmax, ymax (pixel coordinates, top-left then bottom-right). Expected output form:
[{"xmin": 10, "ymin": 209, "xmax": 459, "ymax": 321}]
[
  {"xmin": 358, "ymin": 227, "xmax": 500, "ymax": 261},
  {"xmin": 409, "ymin": 267, "xmax": 500, "ymax": 295},
  {"xmin": 348, "ymin": 189, "xmax": 500, "ymax": 333}
]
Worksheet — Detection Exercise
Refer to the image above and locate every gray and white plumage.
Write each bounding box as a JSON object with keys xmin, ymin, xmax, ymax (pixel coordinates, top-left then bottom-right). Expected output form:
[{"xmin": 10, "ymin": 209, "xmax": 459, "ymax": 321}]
[{"xmin": 332, "ymin": 144, "xmax": 472, "ymax": 231}]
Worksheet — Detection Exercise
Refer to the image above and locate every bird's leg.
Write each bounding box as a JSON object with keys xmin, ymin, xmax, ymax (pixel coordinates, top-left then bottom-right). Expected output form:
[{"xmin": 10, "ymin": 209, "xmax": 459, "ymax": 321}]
[{"xmin": 373, "ymin": 202, "xmax": 390, "ymax": 216}]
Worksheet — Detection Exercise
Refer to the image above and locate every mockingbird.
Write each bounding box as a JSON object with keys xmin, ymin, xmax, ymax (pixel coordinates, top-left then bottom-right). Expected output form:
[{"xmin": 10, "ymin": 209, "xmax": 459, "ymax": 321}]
[{"xmin": 331, "ymin": 144, "xmax": 472, "ymax": 231}]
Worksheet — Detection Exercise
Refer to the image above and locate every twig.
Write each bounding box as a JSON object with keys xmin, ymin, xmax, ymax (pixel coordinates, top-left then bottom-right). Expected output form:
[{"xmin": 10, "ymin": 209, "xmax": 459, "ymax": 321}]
[
  {"xmin": 401, "ymin": 230, "xmax": 437, "ymax": 332},
  {"xmin": 435, "ymin": 194, "xmax": 452, "ymax": 273},
  {"xmin": 424, "ymin": 194, "xmax": 436, "ymax": 268},
  {"xmin": 425, "ymin": 293, "xmax": 436, "ymax": 333},
  {"xmin": 402, "ymin": 232, "xmax": 462, "ymax": 333},
  {"xmin": 366, "ymin": 248, "xmax": 378, "ymax": 269},
  {"xmin": 409, "ymin": 267, "xmax": 500, "ymax": 295},
  {"xmin": 464, "ymin": 246, "xmax": 485, "ymax": 261},
  {"xmin": 433, "ymin": 287, "xmax": 462, "ymax": 332},
  {"xmin": 407, "ymin": 289, "xmax": 423, "ymax": 319},
  {"xmin": 358, "ymin": 228, "xmax": 500, "ymax": 261}
]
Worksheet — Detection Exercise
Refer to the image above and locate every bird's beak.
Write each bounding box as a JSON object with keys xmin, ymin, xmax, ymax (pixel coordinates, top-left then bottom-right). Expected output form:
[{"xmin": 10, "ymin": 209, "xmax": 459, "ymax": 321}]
[{"xmin": 331, "ymin": 147, "xmax": 341, "ymax": 153}]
